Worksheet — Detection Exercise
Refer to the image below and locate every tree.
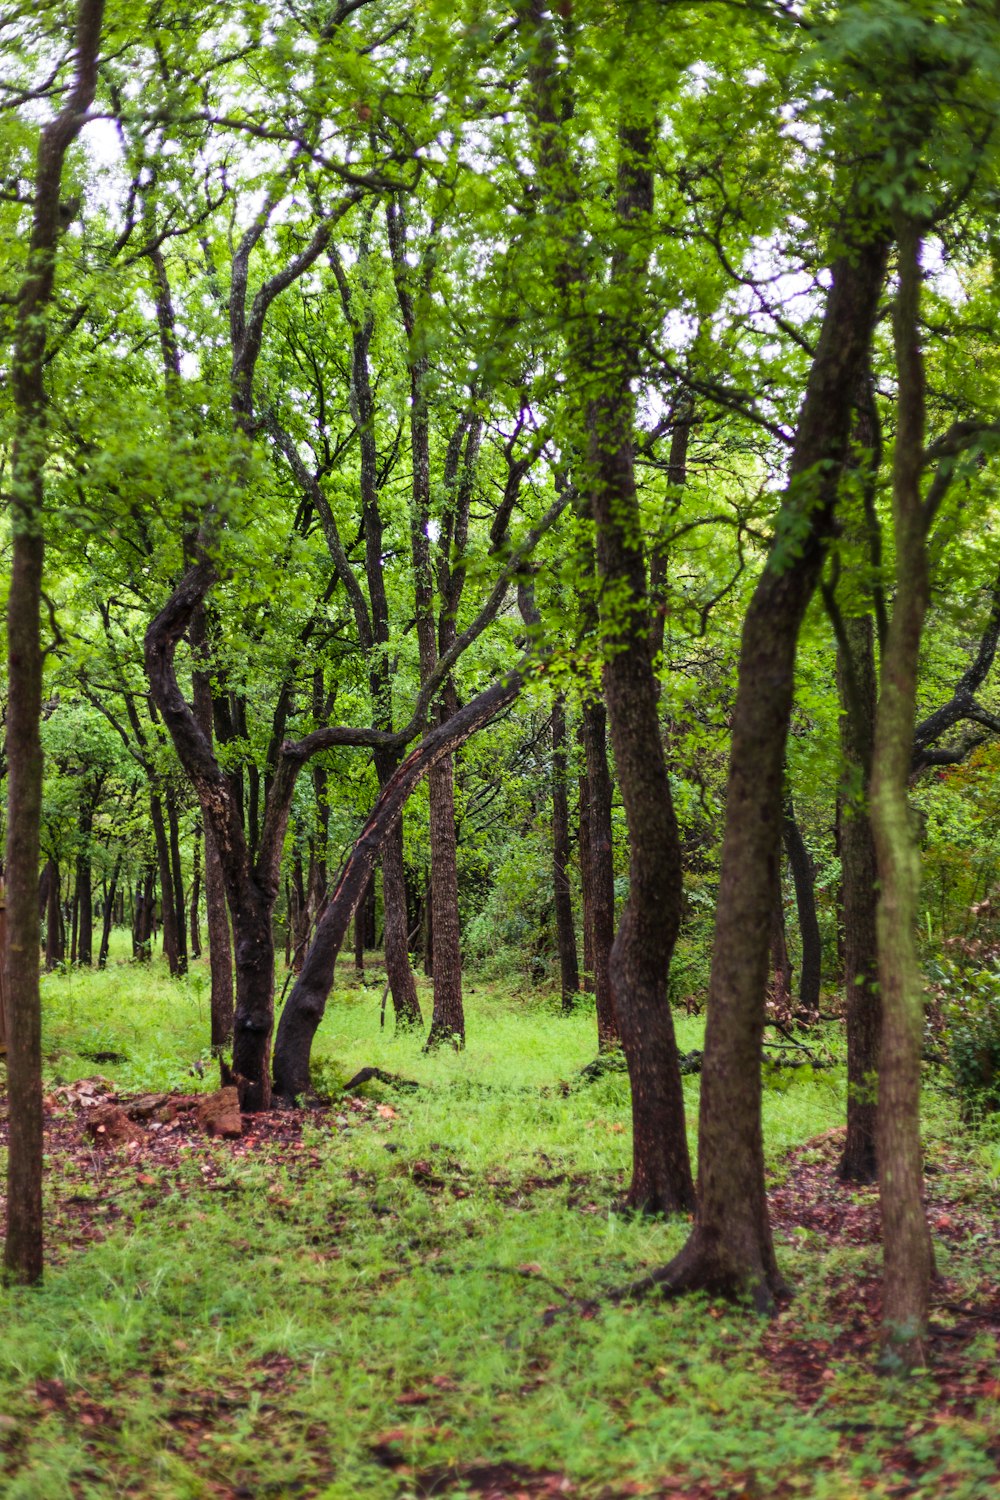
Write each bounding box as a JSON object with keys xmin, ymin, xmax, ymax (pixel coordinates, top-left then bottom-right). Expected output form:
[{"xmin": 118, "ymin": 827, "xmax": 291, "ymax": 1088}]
[{"xmin": 4, "ymin": 0, "xmax": 105, "ymax": 1284}]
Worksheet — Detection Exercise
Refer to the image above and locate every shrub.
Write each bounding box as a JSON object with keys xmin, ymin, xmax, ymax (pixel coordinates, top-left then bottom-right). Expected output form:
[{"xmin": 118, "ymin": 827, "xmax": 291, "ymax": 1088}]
[{"xmin": 939, "ymin": 960, "xmax": 1000, "ymax": 1117}]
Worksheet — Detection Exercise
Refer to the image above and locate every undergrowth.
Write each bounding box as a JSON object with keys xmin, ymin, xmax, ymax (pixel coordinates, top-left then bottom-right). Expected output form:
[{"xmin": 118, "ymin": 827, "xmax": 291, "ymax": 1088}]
[{"xmin": 0, "ymin": 938, "xmax": 995, "ymax": 1499}]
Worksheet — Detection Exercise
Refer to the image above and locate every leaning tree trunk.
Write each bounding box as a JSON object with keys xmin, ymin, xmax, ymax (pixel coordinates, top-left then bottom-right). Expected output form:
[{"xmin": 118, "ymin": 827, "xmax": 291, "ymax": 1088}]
[
  {"xmin": 625, "ymin": 239, "xmax": 889, "ymax": 1307},
  {"xmin": 871, "ymin": 218, "xmax": 934, "ymax": 1370},
  {"xmin": 273, "ymin": 669, "xmax": 524, "ymax": 1098},
  {"xmin": 837, "ymin": 610, "xmax": 881, "ymax": 1183},
  {"xmin": 4, "ymin": 0, "xmax": 105, "ymax": 1286},
  {"xmin": 551, "ymin": 698, "xmax": 580, "ymax": 1010}
]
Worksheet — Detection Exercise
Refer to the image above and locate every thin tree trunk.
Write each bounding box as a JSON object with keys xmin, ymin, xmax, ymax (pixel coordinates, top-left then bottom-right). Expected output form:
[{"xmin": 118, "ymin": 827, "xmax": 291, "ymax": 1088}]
[
  {"xmin": 273, "ymin": 668, "xmax": 524, "ymax": 1098},
  {"xmin": 582, "ymin": 701, "xmax": 617, "ymax": 1049},
  {"xmin": 69, "ymin": 867, "xmax": 80, "ymax": 967},
  {"xmin": 424, "ymin": 753, "xmax": 464, "ymax": 1048},
  {"xmin": 75, "ymin": 796, "xmax": 95, "ymax": 967},
  {"xmin": 4, "ymin": 0, "xmax": 104, "ymax": 1285},
  {"xmin": 192, "ymin": 627, "xmax": 234, "ymax": 1051},
  {"xmin": 551, "ymin": 699, "xmax": 579, "ymax": 1010},
  {"xmin": 583, "ymin": 120, "xmax": 694, "ymax": 1216},
  {"xmin": 149, "ymin": 792, "xmax": 180, "ymax": 976},
  {"xmin": 871, "ymin": 218, "xmax": 933, "ymax": 1369},
  {"xmin": 782, "ymin": 799, "xmax": 821, "ymax": 1015},
  {"xmin": 166, "ymin": 791, "xmax": 187, "ymax": 976},
  {"xmin": 387, "ymin": 197, "xmax": 464, "ymax": 1052},
  {"xmin": 98, "ymin": 855, "xmax": 121, "ymax": 969},
  {"xmin": 837, "ymin": 611, "xmax": 881, "ymax": 1183},
  {"xmin": 190, "ymin": 826, "xmax": 202, "ymax": 959},
  {"xmin": 628, "ymin": 240, "xmax": 889, "ymax": 1307},
  {"xmin": 376, "ymin": 765, "xmax": 423, "ymax": 1029},
  {"xmin": 577, "ymin": 757, "xmax": 594, "ymax": 992},
  {"xmin": 354, "ymin": 872, "xmax": 371, "ymax": 977},
  {"xmin": 5, "ymin": 516, "xmax": 47, "ymax": 1280},
  {"xmin": 769, "ymin": 894, "xmax": 793, "ymax": 1015}
]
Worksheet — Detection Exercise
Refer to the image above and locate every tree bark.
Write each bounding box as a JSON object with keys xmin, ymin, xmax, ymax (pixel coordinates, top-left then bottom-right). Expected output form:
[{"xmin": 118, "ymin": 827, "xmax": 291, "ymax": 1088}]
[
  {"xmin": 98, "ymin": 855, "xmax": 121, "ymax": 969},
  {"xmin": 582, "ymin": 701, "xmax": 617, "ymax": 1049},
  {"xmin": 273, "ymin": 669, "xmax": 524, "ymax": 1098},
  {"xmin": 577, "ymin": 758, "xmax": 595, "ymax": 993},
  {"xmin": 769, "ymin": 894, "xmax": 793, "ymax": 1015},
  {"xmin": 387, "ymin": 196, "xmax": 465, "ymax": 1052},
  {"xmin": 551, "ymin": 699, "xmax": 579, "ymax": 1009},
  {"xmin": 166, "ymin": 791, "xmax": 188, "ymax": 975},
  {"xmin": 837, "ymin": 611, "xmax": 881, "ymax": 1183},
  {"xmin": 192, "ymin": 637, "xmax": 234, "ymax": 1051},
  {"xmin": 424, "ymin": 752, "xmax": 464, "ymax": 1048},
  {"xmin": 4, "ymin": 0, "xmax": 104, "ymax": 1285},
  {"xmin": 634, "ymin": 239, "xmax": 889, "ymax": 1306},
  {"xmin": 582, "ymin": 121, "xmax": 694, "ymax": 1216},
  {"xmin": 782, "ymin": 799, "xmax": 821, "ymax": 1015},
  {"xmin": 354, "ymin": 871, "xmax": 371, "ymax": 977},
  {"xmin": 375, "ymin": 754, "xmax": 423, "ymax": 1029},
  {"xmin": 189, "ymin": 827, "xmax": 202, "ymax": 959},
  {"xmin": 871, "ymin": 219, "xmax": 933, "ymax": 1369},
  {"xmin": 149, "ymin": 792, "xmax": 180, "ymax": 977},
  {"xmin": 75, "ymin": 795, "xmax": 95, "ymax": 967}
]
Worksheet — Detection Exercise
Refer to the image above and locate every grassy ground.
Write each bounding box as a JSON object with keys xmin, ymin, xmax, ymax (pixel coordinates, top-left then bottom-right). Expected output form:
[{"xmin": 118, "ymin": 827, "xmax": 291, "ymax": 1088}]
[{"xmin": 0, "ymin": 940, "xmax": 997, "ymax": 1500}]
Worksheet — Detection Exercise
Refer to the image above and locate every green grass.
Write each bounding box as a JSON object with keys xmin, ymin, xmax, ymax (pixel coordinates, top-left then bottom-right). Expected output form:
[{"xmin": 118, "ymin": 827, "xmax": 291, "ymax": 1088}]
[{"xmin": 0, "ymin": 942, "xmax": 996, "ymax": 1499}]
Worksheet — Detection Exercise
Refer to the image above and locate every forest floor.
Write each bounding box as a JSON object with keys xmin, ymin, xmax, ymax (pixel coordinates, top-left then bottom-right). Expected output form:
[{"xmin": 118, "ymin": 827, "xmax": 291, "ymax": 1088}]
[{"xmin": 0, "ymin": 951, "xmax": 998, "ymax": 1500}]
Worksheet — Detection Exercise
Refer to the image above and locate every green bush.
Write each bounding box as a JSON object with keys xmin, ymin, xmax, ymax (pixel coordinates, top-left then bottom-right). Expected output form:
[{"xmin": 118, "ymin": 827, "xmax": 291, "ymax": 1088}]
[{"xmin": 940, "ymin": 961, "xmax": 1000, "ymax": 1116}]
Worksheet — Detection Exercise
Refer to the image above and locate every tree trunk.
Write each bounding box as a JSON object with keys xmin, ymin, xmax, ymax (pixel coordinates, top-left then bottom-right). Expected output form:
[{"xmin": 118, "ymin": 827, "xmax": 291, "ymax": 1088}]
[
  {"xmin": 583, "ymin": 121, "xmax": 694, "ymax": 1216},
  {"xmin": 273, "ymin": 668, "xmax": 524, "ymax": 1098},
  {"xmin": 871, "ymin": 219, "xmax": 933, "ymax": 1370},
  {"xmin": 4, "ymin": 0, "xmax": 105, "ymax": 1285},
  {"xmin": 98, "ymin": 855, "xmax": 121, "ymax": 969},
  {"xmin": 69, "ymin": 867, "xmax": 80, "ymax": 967},
  {"xmin": 837, "ymin": 611, "xmax": 881, "ymax": 1184},
  {"xmin": 192, "ymin": 632, "xmax": 234, "ymax": 1051},
  {"xmin": 354, "ymin": 871, "xmax": 373, "ymax": 977},
  {"xmin": 133, "ymin": 866, "xmax": 155, "ymax": 960},
  {"xmin": 551, "ymin": 699, "xmax": 579, "ymax": 1010},
  {"xmin": 44, "ymin": 861, "xmax": 63, "ymax": 971},
  {"xmin": 75, "ymin": 796, "xmax": 94, "ymax": 967},
  {"xmin": 424, "ymin": 754, "xmax": 464, "ymax": 1049},
  {"xmin": 166, "ymin": 791, "xmax": 188, "ymax": 975},
  {"xmin": 190, "ymin": 826, "xmax": 202, "ymax": 959},
  {"xmin": 149, "ymin": 792, "xmax": 180, "ymax": 976},
  {"xmin": 577, "ymin": 759, "xmax": 595, "ymax": 993},
  {"xmin": 291, "ymin": 849, "xmax": 309, "ymax": 974},
  {"xmin": 769, "ymin": 894, "xmax": 793, "ymax": 1016},
  {"xmin": 228, "ymin": 893, "xmax": 276, "ymax": 1111},
  {"xmin": 582, "ymin": 701, "xmax": 617, "ymax": 1049},
  {"xmin": 388, "ymin": 198, "xmax": 464, "ymax": 1053},
  {"xmin": 5, "ymin": 518, "xmax": 46, "ymax": 1282},
  {"xmin": 782, "ymin": 800, "xmax": 821, "ymax": 1015},
  {"xmin": 633, "ymin": 240, "xmax": 889, "ymax": 1307},
  {"xmin": 375, "ymin": 759, "xmax": 423, "ymax": 1029}
]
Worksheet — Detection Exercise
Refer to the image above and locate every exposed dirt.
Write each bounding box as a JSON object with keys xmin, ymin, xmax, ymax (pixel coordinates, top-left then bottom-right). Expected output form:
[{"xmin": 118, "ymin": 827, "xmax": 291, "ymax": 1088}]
[{"xmin": 0, "ymin": 1094, "xmax": 997, "ymax": 1499}]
